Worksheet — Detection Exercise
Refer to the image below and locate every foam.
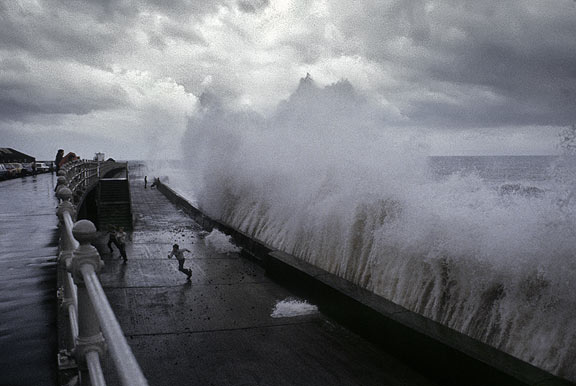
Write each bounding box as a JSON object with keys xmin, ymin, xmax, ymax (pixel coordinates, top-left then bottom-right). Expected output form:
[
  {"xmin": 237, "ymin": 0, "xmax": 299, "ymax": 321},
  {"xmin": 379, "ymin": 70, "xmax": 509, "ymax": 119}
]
[
  {"xmin": 271, "ymin": 298, "xmax": 319, "ymax": 318},
  {"xmin": 204, "ymin": 229, "xmax": 241, "ymax": 254}
]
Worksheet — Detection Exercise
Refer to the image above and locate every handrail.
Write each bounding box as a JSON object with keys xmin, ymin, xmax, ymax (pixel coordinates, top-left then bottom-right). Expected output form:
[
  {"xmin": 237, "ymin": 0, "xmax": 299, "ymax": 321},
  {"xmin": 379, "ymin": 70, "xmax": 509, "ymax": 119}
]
[
  {"xmin": 62, "ymin": 212, "xmax": 79, "ymax": 251},
  {"xmin": 81, "ymin": 264, "xmax": 149, "ymax": 386},
  {"xmin": 86, "ymin": 351, "xmax": 106, "ymax": 386},
  {"xmin": 58, "ymin": 160, "xmax": 128, "ymax": 205},
  {"xmin": 56, "ymin": 161, "xmax": 148, "ymax": 386}
]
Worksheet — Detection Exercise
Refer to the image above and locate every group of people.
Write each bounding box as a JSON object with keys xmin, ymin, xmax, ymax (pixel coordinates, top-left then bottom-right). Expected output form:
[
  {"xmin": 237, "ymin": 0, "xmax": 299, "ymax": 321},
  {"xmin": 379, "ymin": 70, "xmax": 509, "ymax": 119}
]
[
  {"xmin": 143, "ymin": 176, "xmax": 159, "ymax": 189},
  {"xmin": 54, "ymin": 149, "xmax": 80, "ymax": 173},
  {"xmin": 107, "ymin": 225, "xmax": 193, "ymax": 280}
]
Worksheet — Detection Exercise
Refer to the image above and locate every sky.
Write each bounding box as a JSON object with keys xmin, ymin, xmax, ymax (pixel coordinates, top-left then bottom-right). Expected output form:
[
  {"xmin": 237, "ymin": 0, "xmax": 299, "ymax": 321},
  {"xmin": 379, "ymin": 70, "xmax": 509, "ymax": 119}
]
[{"xmin": 1, "ymin": 0, "xmax": 575, "ymax": 160}]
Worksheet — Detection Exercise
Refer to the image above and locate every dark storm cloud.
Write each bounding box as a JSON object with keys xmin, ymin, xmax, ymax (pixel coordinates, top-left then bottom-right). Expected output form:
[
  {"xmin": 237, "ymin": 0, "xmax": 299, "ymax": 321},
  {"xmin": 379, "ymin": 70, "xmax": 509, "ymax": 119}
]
[
  {"xmin": 161, "ymin": 22, "xmax": 206, "ymax": 45},
  {"xmin": 0, "ymin": 1, "xmax": 133, "ymax": 69},
  {"xmin": 0, "ymin": 0, "xmax": 221, "ymax": 122},
  {"xmin": 0, "ymin": 57, "xmax": 129, "ymax": 121},
  {"xmin": 1, "ymin": 0, "xmax": 575, "ymax": 136},
  {"xmin": 334, "ymin": 0, "xmax": 576, "ymax": 128},
  {"xmin": 0, "ymin": 0, "xmax": 222, "ymax": 63},
  {"xmin": 238, "ymin": 0, "xmax": 270, "ymax": 13},
  {"xmin": 0, "ymin": 79, "xmax": 129, "ymax": 121},
  {"xmin": 143, "ymin": 0, "xmax": 220, "ymax": 17}
]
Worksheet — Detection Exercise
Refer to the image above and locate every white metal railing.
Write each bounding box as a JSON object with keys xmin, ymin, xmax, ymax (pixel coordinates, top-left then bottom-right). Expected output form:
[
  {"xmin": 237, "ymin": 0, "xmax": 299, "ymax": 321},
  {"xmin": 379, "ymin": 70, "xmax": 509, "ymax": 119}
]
[
  {"xmin": 56, "ymin": 163, "xmax": 148, "ymax": 386},
  {"xmin": 55, "ymin": 160, "xmax": 128, "ymax": 206}
]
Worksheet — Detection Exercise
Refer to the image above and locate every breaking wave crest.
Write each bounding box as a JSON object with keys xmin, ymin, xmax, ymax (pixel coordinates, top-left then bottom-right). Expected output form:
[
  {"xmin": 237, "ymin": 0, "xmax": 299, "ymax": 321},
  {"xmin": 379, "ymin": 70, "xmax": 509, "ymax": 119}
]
[{"xmin": 158, "ymin": 78, "xmax": 576, "ymax": 380}]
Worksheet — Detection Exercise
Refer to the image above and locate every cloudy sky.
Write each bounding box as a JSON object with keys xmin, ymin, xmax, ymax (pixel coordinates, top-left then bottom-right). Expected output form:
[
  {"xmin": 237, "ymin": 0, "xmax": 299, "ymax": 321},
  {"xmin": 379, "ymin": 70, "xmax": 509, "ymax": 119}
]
[{"xmin": 1, "ymin": 0, "xmax": 575, "ymax": 160}]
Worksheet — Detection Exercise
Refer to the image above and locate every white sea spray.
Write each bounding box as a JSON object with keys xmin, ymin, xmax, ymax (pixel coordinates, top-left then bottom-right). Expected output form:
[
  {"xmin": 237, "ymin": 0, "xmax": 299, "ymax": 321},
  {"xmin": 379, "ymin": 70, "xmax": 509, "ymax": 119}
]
[
  {"xmin": 149, "ymin": 77, "xmax": 576, "ymax": 381},
  {"xmin": 204, "ymin": 229, "xmax": 241, "ymax": 254}
]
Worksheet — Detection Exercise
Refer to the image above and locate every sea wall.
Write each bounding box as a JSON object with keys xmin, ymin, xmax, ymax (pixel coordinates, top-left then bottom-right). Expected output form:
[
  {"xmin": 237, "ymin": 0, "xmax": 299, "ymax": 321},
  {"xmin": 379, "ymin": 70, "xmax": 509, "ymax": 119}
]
[{"xmin": 156, "ymin": 180, "xmax": 572, "ymax": 386}]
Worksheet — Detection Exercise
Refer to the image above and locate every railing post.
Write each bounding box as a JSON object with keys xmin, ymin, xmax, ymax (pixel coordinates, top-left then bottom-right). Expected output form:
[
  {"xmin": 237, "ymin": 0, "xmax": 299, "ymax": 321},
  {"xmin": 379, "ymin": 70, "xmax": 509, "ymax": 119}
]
[
  {"xmin": 56, "ymin": 187, "xmax": 79, "ymax": 368},
  {"xmin": 57, "ymin": 187, "xmax": 77, "ymax": 294},
  {"xmin": 70, "ymin": 220, "xmax": 107, "ymax": 374},
  {"xmin": 55, "ymin": 176, "xmax": 68, "ymax": 195}
]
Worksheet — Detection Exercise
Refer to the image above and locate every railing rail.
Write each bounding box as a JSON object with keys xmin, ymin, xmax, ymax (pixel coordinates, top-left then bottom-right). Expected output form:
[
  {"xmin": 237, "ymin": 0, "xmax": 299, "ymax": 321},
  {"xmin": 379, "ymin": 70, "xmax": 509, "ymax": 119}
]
[
  {"xmin": 56, "ymin": 161, "xmax": 148, "ymax": 386},
  {"xmin": 81, "ymin": 264, "xmax": 149, "ymax": 386},
  {"xmin": 56, "ymin": 160, "xmax": 128, "ymax": 206}
]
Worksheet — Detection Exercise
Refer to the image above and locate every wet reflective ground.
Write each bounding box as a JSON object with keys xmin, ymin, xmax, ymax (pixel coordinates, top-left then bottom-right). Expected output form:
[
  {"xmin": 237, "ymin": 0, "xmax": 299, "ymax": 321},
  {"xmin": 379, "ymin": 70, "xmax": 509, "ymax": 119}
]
[{"xmin": 0, "ymin": 173, "xmax": 59, "ymax": 386}]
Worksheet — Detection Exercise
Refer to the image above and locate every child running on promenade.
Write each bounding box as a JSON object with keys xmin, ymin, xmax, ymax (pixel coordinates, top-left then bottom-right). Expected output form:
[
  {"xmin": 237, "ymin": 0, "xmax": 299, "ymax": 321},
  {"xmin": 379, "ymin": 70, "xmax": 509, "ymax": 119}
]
[{"xmin": 168, "ymin": 244, "xmax": 192, "ymax": 280}]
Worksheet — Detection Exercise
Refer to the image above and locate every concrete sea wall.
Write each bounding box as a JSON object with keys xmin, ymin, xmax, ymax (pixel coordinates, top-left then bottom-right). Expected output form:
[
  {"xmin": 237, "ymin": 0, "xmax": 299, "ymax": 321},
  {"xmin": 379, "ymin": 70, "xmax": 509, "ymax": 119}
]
[{"xmin": 155, "ymin": 180, "xmax": 572, "ymax": 386}]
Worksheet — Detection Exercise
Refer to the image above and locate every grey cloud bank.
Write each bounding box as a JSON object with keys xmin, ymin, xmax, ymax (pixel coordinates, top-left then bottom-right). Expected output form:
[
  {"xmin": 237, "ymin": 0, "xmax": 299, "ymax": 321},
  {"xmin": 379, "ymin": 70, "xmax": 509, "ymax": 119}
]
[{"xmin": 1, "ymin": 0, "xmax": 575, "ymax": 158}]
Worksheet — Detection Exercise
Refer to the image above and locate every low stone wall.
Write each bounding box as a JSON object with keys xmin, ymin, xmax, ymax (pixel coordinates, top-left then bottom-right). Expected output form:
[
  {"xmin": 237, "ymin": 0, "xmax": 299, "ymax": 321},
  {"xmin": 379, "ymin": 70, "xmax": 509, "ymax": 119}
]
[{"xmin": 155, "ymin": 180, "xmax": 572, "ymax": 386}]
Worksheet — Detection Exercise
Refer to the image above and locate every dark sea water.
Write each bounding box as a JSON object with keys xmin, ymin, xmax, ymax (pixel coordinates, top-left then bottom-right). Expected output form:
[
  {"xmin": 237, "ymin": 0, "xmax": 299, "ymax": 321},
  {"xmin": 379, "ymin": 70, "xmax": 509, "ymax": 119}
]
[{"xmin": 0, "ymin": 173, "xmax": 59, "ymax": 386}]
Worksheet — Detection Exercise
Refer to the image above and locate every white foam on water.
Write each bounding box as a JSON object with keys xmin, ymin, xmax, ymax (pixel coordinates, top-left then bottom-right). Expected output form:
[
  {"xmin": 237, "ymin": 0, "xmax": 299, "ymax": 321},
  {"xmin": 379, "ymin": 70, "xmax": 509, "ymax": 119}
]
[
  {"xmin": 204, "ymin": 229, "xmax": 241, "ymax": 254},
  {"xmin": 271, "ymin": 298, "xmax": 319, "ymax": 318}
]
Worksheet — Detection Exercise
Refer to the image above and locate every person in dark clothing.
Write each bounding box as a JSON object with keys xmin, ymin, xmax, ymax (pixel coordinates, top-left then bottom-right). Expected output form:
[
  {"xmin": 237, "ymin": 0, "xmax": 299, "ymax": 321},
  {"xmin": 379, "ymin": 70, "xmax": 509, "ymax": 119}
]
[
  {"xmin": 55, "ymin": 149, "xmax": 64, "ymax": 173},
  {"xmin": 107, "ymin": 225, "xmax": 120, "ymax": 254},
  {"xmin": 144, "ymin": 176, "xmax": 148, "ymax": 189},
  {"xmin": 116, "ymin": 227, "xmax": 128, "ymax": 262}
]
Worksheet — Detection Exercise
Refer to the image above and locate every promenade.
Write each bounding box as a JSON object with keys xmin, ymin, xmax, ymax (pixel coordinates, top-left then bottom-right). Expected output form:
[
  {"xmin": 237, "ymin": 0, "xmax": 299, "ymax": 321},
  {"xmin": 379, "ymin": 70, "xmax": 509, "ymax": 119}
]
[{"xmin": 96, "ymin": 173, "xmax": 438, "ymax": 386}]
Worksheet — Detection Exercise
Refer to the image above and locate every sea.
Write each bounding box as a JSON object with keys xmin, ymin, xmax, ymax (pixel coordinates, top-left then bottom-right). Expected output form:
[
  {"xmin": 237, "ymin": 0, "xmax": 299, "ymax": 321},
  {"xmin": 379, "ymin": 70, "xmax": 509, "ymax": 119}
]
[
  {"xmin": 429, "ymin": 155, "xmax": 556, "ymax": 185},
  {"xmin": 149, "ymin": 154, "xmax": 576, "ymax": 382}
]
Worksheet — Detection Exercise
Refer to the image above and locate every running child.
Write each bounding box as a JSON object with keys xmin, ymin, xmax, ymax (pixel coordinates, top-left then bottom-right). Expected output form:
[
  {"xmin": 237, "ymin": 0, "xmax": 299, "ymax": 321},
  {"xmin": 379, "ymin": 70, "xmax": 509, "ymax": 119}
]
[{"xmin": 168, "ymin": 244, "xmax": 192, "ymax": 280}]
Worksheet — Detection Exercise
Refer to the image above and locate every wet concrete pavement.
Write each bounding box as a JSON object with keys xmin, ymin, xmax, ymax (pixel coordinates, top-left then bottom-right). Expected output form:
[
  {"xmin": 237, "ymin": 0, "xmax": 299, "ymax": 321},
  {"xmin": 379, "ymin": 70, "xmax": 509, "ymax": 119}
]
[
  {"xmin": 0, "ymin": 173, "xmax": 59, "ymax": 386},
  {"xmin": 96, "ymin": 172, "xmax": 438, "ymax": 386}
]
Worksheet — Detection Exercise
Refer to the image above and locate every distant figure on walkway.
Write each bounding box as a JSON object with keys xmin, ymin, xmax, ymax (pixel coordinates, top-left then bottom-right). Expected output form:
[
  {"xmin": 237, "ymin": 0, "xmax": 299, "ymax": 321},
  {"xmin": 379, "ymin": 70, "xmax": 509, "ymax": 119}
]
[
  {"xmin": 144, "ymin": 176, "xmax": 147, "ymax": 189},
  {"xmin": 54, "ymin": 149, "xmax": 64, "ymax": 173},
  {"xmin": 168, "ymin": 244, "xmax": 192, "ymax": 280},
  {"xmin": 107, "ymin": 225, "xmax": 120, "ymax": 254},
  {"xmin": 116, "ymin": 227, "xmax": 128, "ymax": 262}
]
